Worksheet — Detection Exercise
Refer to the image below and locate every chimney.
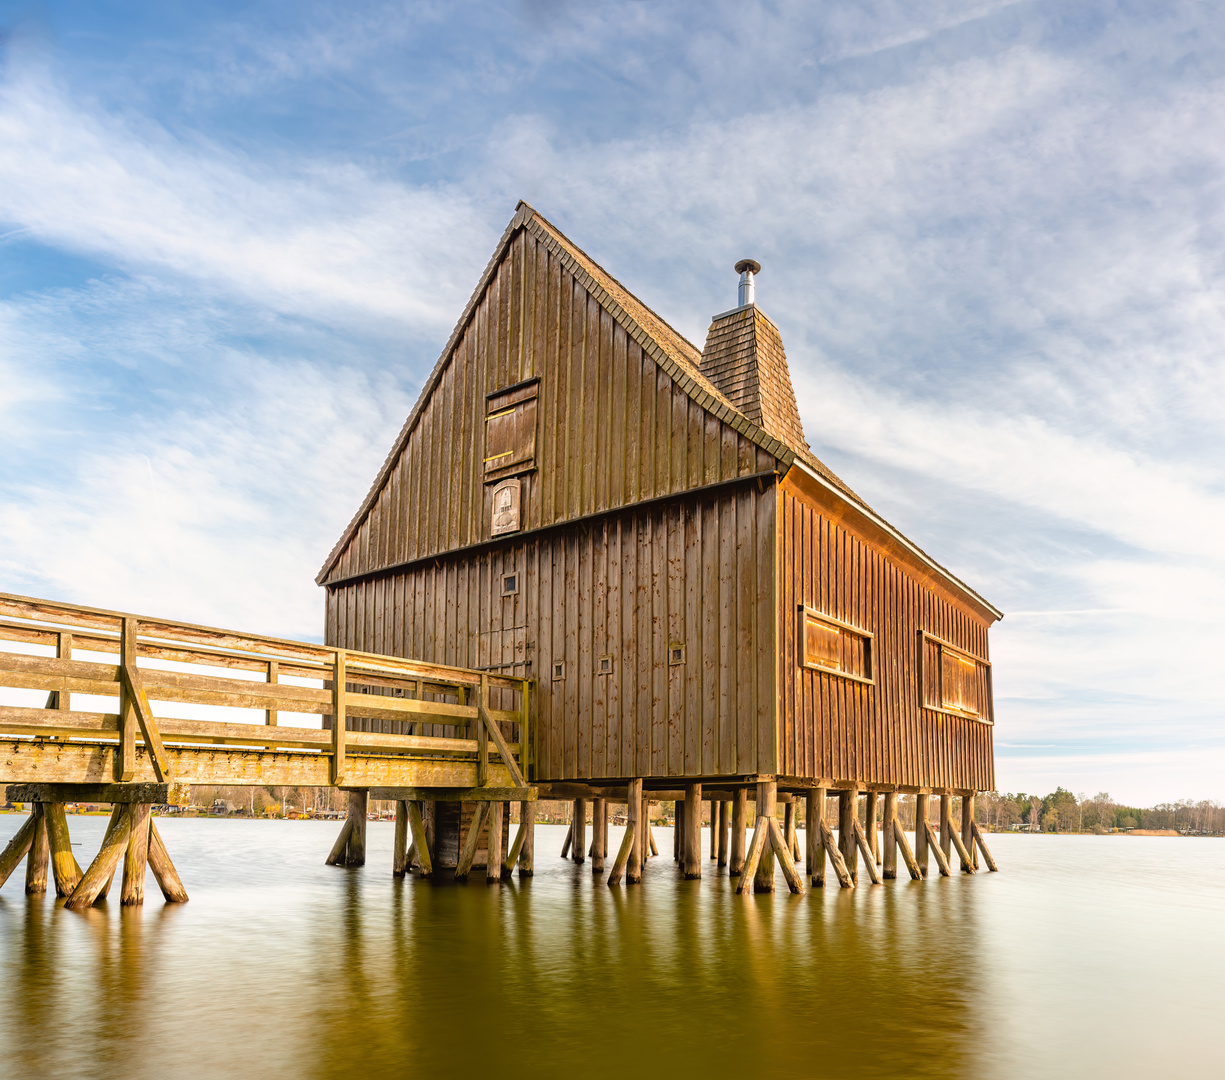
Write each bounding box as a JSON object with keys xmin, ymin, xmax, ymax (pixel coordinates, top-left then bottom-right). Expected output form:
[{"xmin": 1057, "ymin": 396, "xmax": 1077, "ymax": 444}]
[{"xmin": 700, "ymin": 261, "xmax": 810, "ymax": 453}]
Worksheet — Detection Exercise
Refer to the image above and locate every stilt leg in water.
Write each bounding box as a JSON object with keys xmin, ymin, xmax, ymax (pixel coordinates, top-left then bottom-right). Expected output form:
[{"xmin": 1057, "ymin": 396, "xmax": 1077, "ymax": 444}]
[
  {"xmin": 406, "ymin": 802, "xmax": 433, "ymax": 878},
  {"xmin": 148, "ymin": 822, "xmax": 189, "ymax": 902},
  {"xmin": 485, "ymin": 802, "xmax": 504, "ymax": 884},
  {"xmin": 807, "ymin": 786, "xmax": 826, "ymax": 888},
  {"xmin": 768, "ymin": 819, "xmax": 805, "ymax": 894},
  {"xmin": 393, "ymin": 800, "xmax": 410, "ymax": 876},
  {"xmin": 882, "ymin": 792, "xmax": 898, "ymax": 880},
  {"xmin": 729, "ymin": 789, "xmax": 747, "ymax": 876},
  {"xmin": 736, "ymin": 817, "xmax": 770, "ymax": 895},
  {"xmin": 121, "ymin": 803, "xmax": 152, "ymax": 905},
  {"xmin": 571, "ymin": 799, "xmax": 586, "ymax": 865},
  {"xmin": 25, "ymin": 803, "xmax": 49, "ymax": 895},
  {"xmin": 45, "ymin": 803, "xmax": 82, "ymax": 897},
  {"xmin": 66, "ymin": 806, "xmax": 133, "ymax": 910},
  {"xmin": 683, "ymin": 784, "xmax": 701, "ymax": 880},
  {"xmin": 755, "ymin": 780, "xmax": 777, "ymax": 893},
  {"xmin": 0, "ymin": 813, "xmax": 36, "ymax": 889},
  {"xmin": 518, "ymin": 800, "xmax": 535, "ymax": 879},
  {"xmin": 971, "ymin": 821, "xmax": 999, "ymax": 872},
  {"xmin": 627, "ymin": 779, "xmax": 644, "ymax": 884}
]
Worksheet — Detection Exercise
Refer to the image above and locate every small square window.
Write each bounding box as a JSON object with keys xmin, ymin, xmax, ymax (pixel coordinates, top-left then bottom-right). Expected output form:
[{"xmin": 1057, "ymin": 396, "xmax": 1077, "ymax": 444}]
[
  {"xmin": 502, "ymin": 573, "xmax": 519, "ymax": 596},
  {"xmin": 669, "ymin": 644, "xmax": 686, "ymax": 665},
  {"xmin": 598, "ymin": 654, "xmax": 614, "ymax": 674},
  {"xmin": 552, "ymin": 661, "xmax": 565, "ymax": 681}
]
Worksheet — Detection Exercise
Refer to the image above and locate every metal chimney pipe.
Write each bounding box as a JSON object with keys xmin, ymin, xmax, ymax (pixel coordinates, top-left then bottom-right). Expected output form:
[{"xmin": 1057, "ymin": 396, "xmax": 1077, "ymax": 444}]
[{"xmin": 735, "ymin": 259, "xmax": 761, "ymax": 308}]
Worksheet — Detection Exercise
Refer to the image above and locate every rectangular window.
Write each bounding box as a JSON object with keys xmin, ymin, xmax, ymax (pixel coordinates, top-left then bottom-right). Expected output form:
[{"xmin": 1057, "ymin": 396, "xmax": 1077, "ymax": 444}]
[
  {"xmin": 485, "ymin": 378, "xmax": 539, "ymax": 481},
  {"xmin": 799, "ymin": 607, "xmax": 872, "ymax": 685},
  {"xmin": 920, "ymin": 632, "xmax": 992, "ymax": 723}
]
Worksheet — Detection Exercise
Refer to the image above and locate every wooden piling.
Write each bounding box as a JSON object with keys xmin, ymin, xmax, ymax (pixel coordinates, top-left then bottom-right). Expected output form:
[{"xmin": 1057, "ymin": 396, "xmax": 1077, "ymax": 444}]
[
  {"xmin": 915, "ymin": 793, "xmax": 930, "ymax": 878},
  {"xmin": 819, "ymin": 819, "xmax": 855, "ymax": 888},
  {"xmin": 882, "ymin": 792, "xmax": 898, "ymax": 880},
  {"xmin": 970, "ymin": 821, "xmax": 999, "ymax": 872},
  {"xmin": 626, "ymin": 778, "xmax": 644, "ymax": 884},
  {"xmin": 646, "ymin": 801, "xmax": 658, "ymax": 857},
  {"xmin": 783, "ymin": 799, "xmax": 795, "ymax": 867},
  {"xmin": 485, "ymin": 801, "xmax": 504, "ymax": 884},
  {"xmin": 730, "ymin": 789, "xmax": 747, "ymax": 876},
  {"xmin": 768, "ymin": 818, "xmax": 805, "ymax": 894},
  {"xmin": 0, "ymin": 813, "xmax": 36, "ymax": 889},
  {"xmin": 571, "ymin": 798, "xmax": 587, "ymax": 865},
  {"xmin": 807, "ymin": 785, "xmax": 826, "ymax": 887},
  {"xmin": 148, "ymin": 822, "xmax": 189, "ymax": 902},
  {"xmin": 66, "ymin": 805, "xmax": 133, "ymax": 910},
  {"xmin": 893, "ymin": 808, "xmax": 922, "ymax": 880},
  {"xmin": 717, "ymin": 801, "xmax": 730, "ymax": 867},
  {"xmin": 406, "ymin": 802, "xmax": 433, "ymax": 878},
  {"xmin": 736, "ymin": 817, "xmax": 769, "ymax": 895},
  {"xmin": 673, "ymin": 800, "xmax": 682, "ymax": 862},
  {"xmin": 45, "ymin": 803, "xmax": 83, "ymax": 897},
  {"xmin": 960, "ymin": 794, "xmax": 977, "ymax": 872},
  {"xmin": 939, "ymin": 793, "xmax": 953, "ymax": 865},
  {"xmin": 591, "ymin": 798, "xmax": 607, "ymax": 873},
  {"xmin": 393, "ymin": 800, "xmax": 410, "ymax": 876},
  {"xmin": 121, "ymin": 803, "xmax": 152, "ymax": 906},
  {"xmin": 754, "ymin": 779, "xmax": 777, "ymax": 893},
  {"xmin": 838, "ymin": 789, "xmax": 857, "ymax": 886},
  {"xmin": 865, "ymin": 791, "xmax": 880, "ymax": 864},
  {"xmin": 22, "ymin": 804, "xmax": 49, "ymax": 895},
  {"xmin": 851, "ymin": 819, "xmax": 882, "ymax": 885},
  {"xmin": 454, "ymin": 803, "xmax": 487, "ymax": 881},
  {"xmin": 517, "ymin": 800, "xmax": 535, "ymax": 878},
  {"xmin": 683, "ymin": 783, "xmax": 702, "ymax": 880},
  {"xmin": 560, "ymin": 820, "xmax": 573, "ymax": 859},
  {"xmin": 709, "ymin": 797, "xmax": 718, "ymax": 861}
]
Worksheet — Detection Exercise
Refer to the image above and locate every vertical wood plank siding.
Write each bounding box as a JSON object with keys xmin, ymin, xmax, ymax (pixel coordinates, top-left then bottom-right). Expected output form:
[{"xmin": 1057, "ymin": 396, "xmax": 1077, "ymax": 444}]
[
  {"xmin": 777, "ymin": 484, "xmax": 995, "ymax": 792},
  {"xmin": 323, "ymin": 226, "xmax": 775, "ymax": 585},
  {"xmin": 326, "ymin": 483, "xmax": 777, "ymax": 781}
]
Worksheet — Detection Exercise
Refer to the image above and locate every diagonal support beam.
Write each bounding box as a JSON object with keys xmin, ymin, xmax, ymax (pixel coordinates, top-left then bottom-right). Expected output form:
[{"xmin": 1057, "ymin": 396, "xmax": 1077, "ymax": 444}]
[
  {"xmin": 0, "ymin": 814, "xmax": 36, "ymax": 889},
  {"xmin": 893, "ymin": 814, "xmax": 922, "ymax": 880},
  {"xmin": 606, "ymin": 822, "xmax": 635, "ymax": 886},
  {"xmin": 455, "ymin": 802, "xmax": 488, "ymax": 881},
  {"xmin": 121, "ymin": 618, "xmax": 171, "ymax": 782},
  {"xmin": 767, "ymin": 818, "xmax": 805, "ymax": 894},
  {"xmin": 971, "ymin": 822, "xmax": 999, "ymax": 871},
  {"xmin": 819, "ymin": 819, "xmax": 855, "ymax": 889},
  {"xmin": 406, "ymin": 801, "xmax": 432, "ymax": 878},
  {"xmin": 66, "ymin": 805, "xmax": 134, "ymax": 910},
  {"xmin": 736, "ymin": 816, "xmax": 771, "ymax": 895},
  {"xmin": 476, "ymin": 699, "xmax": 525, "ymax": 788},
  {"xmin": 852, "ymin": 819, "xmax": 883, "ymax": 885},
  {"xmin": 923, "ymin": 820, "xmax": 953, "ymax": 877},
  {"xmin": 949, "ymin": 821, "xmax": 977, "ymax": 874}
]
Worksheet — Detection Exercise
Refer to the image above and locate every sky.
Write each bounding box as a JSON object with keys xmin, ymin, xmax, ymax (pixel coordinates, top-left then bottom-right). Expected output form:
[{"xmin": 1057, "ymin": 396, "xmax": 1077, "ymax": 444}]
[{"xmin": 0, "ymin": 0, "xmax": 1222, "ymax": 806}]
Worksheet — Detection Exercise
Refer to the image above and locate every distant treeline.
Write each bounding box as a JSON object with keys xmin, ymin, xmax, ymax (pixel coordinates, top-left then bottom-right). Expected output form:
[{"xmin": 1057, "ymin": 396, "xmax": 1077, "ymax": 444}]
[{"xmin": 175, "ymin": 786, "xmax": 1225, "ymax": 835}]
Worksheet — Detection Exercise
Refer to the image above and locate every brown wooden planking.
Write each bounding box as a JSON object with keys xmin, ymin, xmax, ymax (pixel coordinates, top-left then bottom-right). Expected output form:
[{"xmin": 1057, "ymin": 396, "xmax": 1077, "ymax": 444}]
[{"xmin": 775, "ymin": 481, "xmax": 995, "ymax": 791}]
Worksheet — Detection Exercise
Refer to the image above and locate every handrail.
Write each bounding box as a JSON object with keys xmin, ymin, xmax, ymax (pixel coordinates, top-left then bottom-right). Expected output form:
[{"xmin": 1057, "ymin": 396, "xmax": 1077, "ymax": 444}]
[{"xmin": 0, "ymin": 592, "xmax": 533, "ymax": 786}]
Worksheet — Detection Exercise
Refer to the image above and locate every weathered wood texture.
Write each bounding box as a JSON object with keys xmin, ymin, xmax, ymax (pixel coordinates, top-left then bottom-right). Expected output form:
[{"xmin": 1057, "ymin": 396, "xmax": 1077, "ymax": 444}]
[
  {"xmin": 326, "ymin": 483, "xmax": 777, "ymax": 780},
  {"xmin": 777, "ymin": 477, "xmax": 996, "ymax": 792},
  {"xmin": 319, "ymin": 220, "xmax": 779, "ymax": 588}
]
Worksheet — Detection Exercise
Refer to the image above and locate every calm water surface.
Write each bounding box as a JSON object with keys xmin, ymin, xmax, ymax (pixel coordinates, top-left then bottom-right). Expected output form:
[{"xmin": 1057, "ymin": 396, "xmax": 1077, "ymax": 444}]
[{"xmin": 0, "ymin": 816, "xmax": 1221, "ymax": 1079}]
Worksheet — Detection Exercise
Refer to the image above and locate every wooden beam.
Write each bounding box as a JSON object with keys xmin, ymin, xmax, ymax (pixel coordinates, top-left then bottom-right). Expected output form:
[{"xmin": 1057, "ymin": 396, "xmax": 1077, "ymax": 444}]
[
  {"xmin": 393, "ymin": 800, "xmax": 410, "ymax": 876},
  {"xmin": 591, "ymin": 798, "xmax": 607, "ymax": 874},
  {"xmin": 45, "ymin": 802, "xmax": 82, "ymax": 897},
  {"xmin": 767, "ymin": 818, "xmax": 805, "ymax": 894},
  {"xmin": 852, "ymin": 820, "xmax": 882, "ymax": 885},
  {"xmin": 330, "ymin": 649, "xmax": 347, "ymax": 785},
  {"xmin": 729, "ymin": 788, "xmax": 747, "ymax": 876},
  {"xmin": 838, "ymin": 789, "xmax": 858, "ymax": 886},
  {"xmin": 0, "ymin": 739, "xmax": 519, "ymax": 789},
  {"xmin": 506, "ymin": 818, "xmax": 527, "ymax": 878},
  {"xmin": 606, "ymin": 822, "xmax": 635, "ymax": 886},
  {"xmin": 517, "ymin": 800, "xmax": 535, "ymax": 878},
  {"xmin": 345, "ymin": 790, "xmax": 367, "ymax": 867},
  {"xmin": 0, "ymin": 812, "xmax": 36, "ymax": 889},
  {"xmin": 265, "ymin": 660, "xmax": 278, "ymax": 727},
  {"xmin": 949, "ymin": 818, "xmax": 976, "ymax": 874},
  {"xmin": 755, "ymin": 779, "xmax": 777, "ymax": 893},
  {"xmin": 367, "ymin": 786, "xmax": 537, "ymax": 803},
  {"xmin": 560, "ymin": 819, "xmax": 573, "ymax": 859},
  {"xmin": 971, "ymin": 821, "xmax": 999, "ymax": 872},
  {"xmin": 455, "ymin": 802, "xmax": 488, "ymax": 881},
  {"xmin": 627, "ymin": 778, "xmax": 644, "ymax": 884},
  {"xmin": 709, "ymin": 796, "xmax": 719, "ymax": 861},
  {"xmin": 893, "ymin": 812, "xmax": 922, "ymax": 880},
  {"xmin": 683, "ymin": 783, "xmax": 701, "ymax": 880},
  {"xmin": 819, "ymin": 819, "xmax": 855, "ymax": 889},
  {"xmin": 7, "ymin": 782, "xmax": 191, "ymax": 805},
  {"xmin": 571, "ymin": 798, "xmax": 587, "ymax": 865},
  {"xmin": 939, "ymin": 793, "xmax": 953, "ymax": 865},
  {"xmin": 960, "ymin": 794, "xmax": 978, "ymax": 872},
  {"xmin": 325, "ymin": 816, "xmax": 356, "ymax": 866},
  {"xmin": 120, "ymin": 619, "xmax": 171, "ymax": 782},
  {"xmin": 673, "ymin": 799, "xmax": 682, "ymax": 862},
  {"xmin": 406, "ymin": 801, "xmax": 432, "ymax": 877},
  {"xmin": 865, "ymin": 790, "xmax": 880, "ymax": 864},
  {"xmin": 882, "ymin": 792, "xmax": 898, "ymax": 880},
  {"xmin": 476, "ymin": 696, "xmax": 526, "ymax": 788},
  {"xmin": 736, "ymin": 816, "xmax": 769, "ymax": 895},
  {"xmin": 121, "ymin": 802, "xmax": 152, "ymax": 905},
  {"xmin": 923, "ymin": 820, "xmax": 952, "ymax": 877},
  {"xmin": 485, "ymin": 801, "xmax": 503, "ymax": 884},
  {"xmin": 148, "ymin": 822, "xmax": 188, "ymax": 902},
  {"xmin": 66, "ymin": 805, "xmax": 133, "ymax": 909},
  {"xmin": 806, "ymin": 786, "xmax": 826, "ymax": 887},
  {"xmin": 915, "ymin": 794, "xmax": 930, "ymax": 878},
  {"xmin": 24, "ymin": 803, "xmax": 49, "ymax": 895}
]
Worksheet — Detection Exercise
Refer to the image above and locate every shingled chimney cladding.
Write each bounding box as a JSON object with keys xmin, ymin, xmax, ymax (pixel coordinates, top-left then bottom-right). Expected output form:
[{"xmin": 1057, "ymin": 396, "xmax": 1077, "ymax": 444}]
[{"xmin": 700, "ymin": 261, "xmax": 811, "ymax": 454}]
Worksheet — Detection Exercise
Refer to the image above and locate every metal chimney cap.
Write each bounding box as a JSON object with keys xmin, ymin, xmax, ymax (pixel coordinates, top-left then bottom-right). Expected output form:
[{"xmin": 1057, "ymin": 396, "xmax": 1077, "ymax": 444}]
[{"xmin": 735, "ymin": 259, "xmax": 761, "ymax": 275}]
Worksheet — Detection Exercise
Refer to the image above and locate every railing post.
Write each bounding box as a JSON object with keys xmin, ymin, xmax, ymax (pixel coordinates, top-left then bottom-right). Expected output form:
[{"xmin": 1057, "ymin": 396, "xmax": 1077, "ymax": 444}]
[
  {"xmin": 477, "ymin": 674, "xmax": 489, "ymax": 787},
  {"xmin": 519, "ymin": 677, "xmax": 530, "ymax": 782},
  {"xmin": 266, "ymin": 660, "xmax": 278, "ymax": 726},
  {"xmin": 331, "ymin": 649, "xmax": 346, "ymax": 785},
  {"xmin": 116, "ymin": 619, "xmax": 138, "ymax": 782}
]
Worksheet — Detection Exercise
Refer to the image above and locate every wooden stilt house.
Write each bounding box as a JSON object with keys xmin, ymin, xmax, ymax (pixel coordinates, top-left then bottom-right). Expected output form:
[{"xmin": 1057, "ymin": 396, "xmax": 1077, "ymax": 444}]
[{"xmin": 316, "ymin": 202, "xmax": 1002, "ymax": 885}]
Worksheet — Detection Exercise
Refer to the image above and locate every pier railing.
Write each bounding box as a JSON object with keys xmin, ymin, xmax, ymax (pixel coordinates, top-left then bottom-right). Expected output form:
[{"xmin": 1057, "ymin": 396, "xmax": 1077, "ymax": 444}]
[{"xmin": 0, "ymin": 593, "xmax": 531, "ymax": 789}]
